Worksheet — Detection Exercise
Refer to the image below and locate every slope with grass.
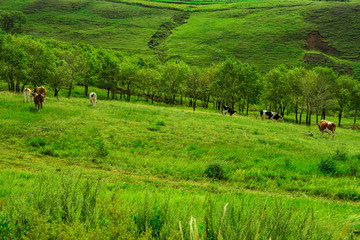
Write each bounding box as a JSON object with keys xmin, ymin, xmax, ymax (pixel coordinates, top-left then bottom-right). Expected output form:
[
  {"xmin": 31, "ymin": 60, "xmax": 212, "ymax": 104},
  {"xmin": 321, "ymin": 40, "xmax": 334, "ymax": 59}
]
[
  {"xmin": 0, "ymin": 89, "xmax": 359, "ymax": 237},
  {"xmin": 1, "ymin": 0, "xmax": 359, "ymax": 71}
]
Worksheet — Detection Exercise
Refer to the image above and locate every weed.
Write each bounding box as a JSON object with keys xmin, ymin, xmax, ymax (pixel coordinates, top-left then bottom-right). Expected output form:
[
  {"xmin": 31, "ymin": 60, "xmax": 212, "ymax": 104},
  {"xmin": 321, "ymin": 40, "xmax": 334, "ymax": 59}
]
[
  {"xmin": 318, "ymin": 157, "xmax": 337, "ymax": 175},
  {"xmin": 205, "ymin": 163, "xmax": 226, "ymax": 180},
  {"xmin": 27, "ymin": 137, "xmax": 47, "ymax": 148},
  {"xmin": 283, "ymin": 158, "xmax": 293, "ymax": 170},
  {"xmin": 331, "ymin": 150, "xmax": 347, "ymax": 161},
  {"xmin": 156, "ymin": 120, "xmax": 165, "ymax": 126},
  {"xmin": 94, "ymin": 140, "xmax": 108, "ymax": 157},
  {"xmin": 148, "ymin": 125, "xmax": 161, "ymax": 131}
]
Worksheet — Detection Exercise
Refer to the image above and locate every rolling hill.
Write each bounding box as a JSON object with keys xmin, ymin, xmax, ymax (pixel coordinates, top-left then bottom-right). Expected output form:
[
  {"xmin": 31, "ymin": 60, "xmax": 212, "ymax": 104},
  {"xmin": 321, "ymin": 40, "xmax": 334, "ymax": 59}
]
[{"xmin": 0, "ymin": 0, "xmax": 359, "ymax": 72}]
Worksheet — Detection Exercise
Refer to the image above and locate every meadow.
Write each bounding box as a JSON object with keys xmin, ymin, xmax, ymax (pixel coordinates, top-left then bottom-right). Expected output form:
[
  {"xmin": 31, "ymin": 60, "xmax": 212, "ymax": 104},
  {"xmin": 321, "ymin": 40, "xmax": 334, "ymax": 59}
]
[
  {"xmin": 1, "ymin": 0, "xmax": 360, "ymax": 71},
  {"xmin": 0, "ymin": 85, "xmax": 359, "ymax": 238}
]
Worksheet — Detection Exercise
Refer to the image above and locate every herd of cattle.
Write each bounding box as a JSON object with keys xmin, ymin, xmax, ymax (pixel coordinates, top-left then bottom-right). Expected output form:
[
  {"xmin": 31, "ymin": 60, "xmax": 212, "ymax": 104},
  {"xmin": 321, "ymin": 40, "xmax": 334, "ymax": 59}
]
[
  {"xmin": 24, "ymin": 87, "xmax": 97, "ymax": 109},
  {"xmin": 22, "ymin": 88, "xmax": 336, "ymax": 139},
  {"xmin": 222, "ymin": 105, "xmax": 336, "ymax": 139}
]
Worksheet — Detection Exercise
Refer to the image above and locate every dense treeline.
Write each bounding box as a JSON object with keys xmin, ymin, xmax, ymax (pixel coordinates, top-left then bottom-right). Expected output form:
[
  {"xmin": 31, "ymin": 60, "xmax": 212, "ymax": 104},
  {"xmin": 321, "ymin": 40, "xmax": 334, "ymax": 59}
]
[{"xmin": 0, "ymin": 32, "xmax": 359, "ymax": 126}]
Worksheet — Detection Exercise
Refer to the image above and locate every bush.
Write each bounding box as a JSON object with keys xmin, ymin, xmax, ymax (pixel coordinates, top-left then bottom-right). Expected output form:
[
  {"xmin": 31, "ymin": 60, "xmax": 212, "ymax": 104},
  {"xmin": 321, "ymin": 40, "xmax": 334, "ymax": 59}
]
[
  {"xmin": 318, "ymin": 157, "xmax": 337, "ymax": 175},
  {"xmin": 156, "ymin": 120, "xmax": 165, "ymax": 126},
  {"xmin": 331, "ymin": 150, "xmax": 347, "ymax": 161},
  {"xmin": 27, "ymin": 137, "xmax": 47, "ymax": 148},
  {"xmin": 205, "ymin": 163, "xmax": 226, "ymax": 180}
]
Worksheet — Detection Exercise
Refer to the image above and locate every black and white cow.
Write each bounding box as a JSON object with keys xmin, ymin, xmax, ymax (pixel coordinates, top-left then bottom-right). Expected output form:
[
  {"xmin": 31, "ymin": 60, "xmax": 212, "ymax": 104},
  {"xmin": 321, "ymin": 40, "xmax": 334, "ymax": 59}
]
[
  {"xmin": 260, "ymin": 110, "xmax": 283, "ymax": 121},
  {"xmin": 222, "ymin": 105, "xmax": 236, "ymax": 116}
]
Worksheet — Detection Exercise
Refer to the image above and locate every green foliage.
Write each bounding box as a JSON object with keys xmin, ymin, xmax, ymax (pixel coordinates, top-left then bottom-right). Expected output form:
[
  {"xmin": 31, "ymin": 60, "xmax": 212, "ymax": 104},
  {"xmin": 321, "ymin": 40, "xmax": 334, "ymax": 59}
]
[
  {"xmin": 205, "ymin": 163, "xmax": 226, "ymax": 180},
  {"xmin": 0, "ymin": 10, "xmax": 25, "ymax": 33},
  {"xmin": 318, "ymin": 157, "xmax": 337, "ymax": 175},
  {"xmin": 331, "ymin": 149, "xmax": 347, "ymax": 162},
  {"xmin": 27, "ymin": 137, "xmax": 47, "ymax": 148}
]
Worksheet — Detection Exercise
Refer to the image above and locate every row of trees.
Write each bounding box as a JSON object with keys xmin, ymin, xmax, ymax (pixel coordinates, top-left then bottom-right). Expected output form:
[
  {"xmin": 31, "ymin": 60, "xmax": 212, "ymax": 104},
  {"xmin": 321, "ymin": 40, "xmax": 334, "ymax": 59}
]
[{"xmin": 0, "ymin": 33, "xmax": 359, "ymax": 126}]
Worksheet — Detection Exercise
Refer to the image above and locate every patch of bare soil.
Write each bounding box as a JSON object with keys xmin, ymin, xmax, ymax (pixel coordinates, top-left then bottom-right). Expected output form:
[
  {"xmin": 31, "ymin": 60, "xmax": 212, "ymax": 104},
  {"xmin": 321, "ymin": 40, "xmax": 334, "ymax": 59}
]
[{"xmin": 305, "ymin": 31, "xmax": 340, "ymax": 55}]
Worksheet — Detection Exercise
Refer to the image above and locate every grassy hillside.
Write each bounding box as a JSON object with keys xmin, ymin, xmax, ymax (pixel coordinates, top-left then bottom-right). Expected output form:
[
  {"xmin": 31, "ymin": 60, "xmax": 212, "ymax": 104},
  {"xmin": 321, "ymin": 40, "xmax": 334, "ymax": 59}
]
[
  {"xmin": 0, "ymin": 90, "xmax": 359, "ymax": 237},
  {"xmin": 1, "ymin": 0, "xmax": 359, "ymax": 71}
]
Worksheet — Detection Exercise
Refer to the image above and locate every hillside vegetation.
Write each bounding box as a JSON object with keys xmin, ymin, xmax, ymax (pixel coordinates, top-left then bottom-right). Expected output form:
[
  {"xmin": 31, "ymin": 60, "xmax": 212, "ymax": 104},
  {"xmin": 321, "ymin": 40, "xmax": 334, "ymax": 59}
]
[
  {"xmin": 0, "ymin": 91, "xmax": 359, "ymax": 238},
  {"xmin": 0, "ymin": 0, "xmax": 359, "ymax": 71}
]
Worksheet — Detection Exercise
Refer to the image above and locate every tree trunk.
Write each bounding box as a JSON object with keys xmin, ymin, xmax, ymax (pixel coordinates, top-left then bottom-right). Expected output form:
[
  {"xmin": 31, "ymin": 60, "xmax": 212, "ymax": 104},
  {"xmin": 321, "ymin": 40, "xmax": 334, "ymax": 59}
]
[
  {"xmin": 68, "ymin": 76, "xmax": 74, "ymax": 97},
  {"xmin": 85, "ymin": 85, "xmax": 88, "ymax": 97},
  {"xmin": 21, "ymin": 84, "xmax": 25, "ymax": 93},
  {"xmin": 299, "ymin": 110, "xmax": 303, "ymax": 125},
  {"xmin": 193, "ymin": 99, "xmax": 196, "ymax": 112},
  {"xmin": 321, "ymin": 108, "xmax": 326, "ymax": 120},
  {"xmin": 354, "ymin": 108, "xmax": 358, "ymax": 125},
  {"xmin": 316, "ymin": 110, "xmax": 319, "ymax": 124},
  {"xmin": 107, "ymin": 88, "xmax": 110, "ymax": 98},
  {"xmin": 338, "ymin": 108, "xmax": 342, "ymax": 127},
  {"xmin": 246, "ymin": 100, "xmax": 249, "ymax": 116},
  {"xmin": 295, "ymin": 105, "xmax": 298, "ymax": 124}
]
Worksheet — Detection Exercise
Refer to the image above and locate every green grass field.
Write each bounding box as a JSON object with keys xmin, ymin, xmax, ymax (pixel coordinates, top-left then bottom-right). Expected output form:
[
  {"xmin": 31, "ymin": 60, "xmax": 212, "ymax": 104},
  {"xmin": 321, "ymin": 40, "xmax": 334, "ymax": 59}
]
[
  {"xmin": 1, "ymin": 0, "xmax": 359, "ymax": 71},
  {"xmin": 0, "ymin": 88, "xmax": 359, "ymax": 238}
]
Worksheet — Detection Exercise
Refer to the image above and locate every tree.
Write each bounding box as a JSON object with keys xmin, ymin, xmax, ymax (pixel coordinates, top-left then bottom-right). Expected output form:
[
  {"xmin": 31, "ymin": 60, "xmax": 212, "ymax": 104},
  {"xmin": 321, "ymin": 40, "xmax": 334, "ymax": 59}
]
[
  {"xmin": 212, "ymin": 58, "xmax": 259, "ymax": 112},
  {"xmin": 19, "ymin": 35, "xmax": 55, "ymax": 91},
  {"xmin": 335, "ymin": 75, "xmax": 354, "ymax": 126},
  {"xmin": 95, "ymin": 49, "xmax": 119, "ymax": 98},
  {"xmin": 0, "ymin": 11, "xmax": 26, "ymax": 33},
  {"xmin": 77, "ymin": 44, "xmax": 97, "ymax": 97},
  {"xmin": 0, "ymin": 34, "xmax": 26, "ymax": 92},
  {"xmin": 118, "ymin": 56, "xmax": 140, "ymax": 102},
  {"xmin": 56, "ymin": 46, "xmax": 90, "ymax": 97},
  {"xmin": 160, "ymin": 59, "xmax": 189, "ymax": 104},
  {"xmin": 49, "ymin": 60, "xmax": 71, "ymax": 97},
  {"xmin": 350, "ymin": 80, "xmax": 360, "ymax": 125},
  {"xmin": 186, "ymin": 67, "xmax": 201, "ymax": 111},
  {"xmin": 264, "ymin": 65, "xmax": 291, "ymax": 116},
  {"xmin": 287, "ymin": 67, "xmax": 307, "ymax": 124},
  {"xmin": 198, "ymin": 66, "xmax": 215, "ymax": 109},
  {"xmin": 312, "ymin": 66, "xmax": 337, "ymax": 121},
  {"xmin": 136, "ymin": 67, "xmax": 161, "ymax": 103}
]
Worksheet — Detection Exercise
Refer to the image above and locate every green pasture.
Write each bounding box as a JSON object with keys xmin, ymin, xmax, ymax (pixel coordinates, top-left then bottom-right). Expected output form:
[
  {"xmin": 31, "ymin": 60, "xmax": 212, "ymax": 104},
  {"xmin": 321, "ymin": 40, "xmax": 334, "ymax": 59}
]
[
  {"xmin": 0, "ymin": 89, "xmax": 359, "ymax": 238},
  {"xmin": 1, "ymin": 0, "xmax": 360, "ymax": 71}
]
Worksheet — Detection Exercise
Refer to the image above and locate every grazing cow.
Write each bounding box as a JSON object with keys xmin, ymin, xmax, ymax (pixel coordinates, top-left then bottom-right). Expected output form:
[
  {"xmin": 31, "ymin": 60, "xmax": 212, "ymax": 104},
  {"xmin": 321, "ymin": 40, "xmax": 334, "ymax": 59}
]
[
  {"xmin": 24, "ymin": 88, "xmax": 33, "ymax": 103},
  {"xmin": 89, "ymin": 92, "xmax": 97, "ymax": 107},
  {"xmin": 317, "ymin": 120, "xmax": 336, "ymax": 140},
  {"xmin": 34, "ymin": 93, "xmax": 45, "ymax": 111},
  {"xmin": 34, "ymin": 87, "xmax": 47, "ymax": 102},
  {"xmin": 222, "ymin": 105, "xmax": 236, "ymax": 116},
  {"xmin": 260, "ymin": 110, "xmax": 283, "ymax": 121}
]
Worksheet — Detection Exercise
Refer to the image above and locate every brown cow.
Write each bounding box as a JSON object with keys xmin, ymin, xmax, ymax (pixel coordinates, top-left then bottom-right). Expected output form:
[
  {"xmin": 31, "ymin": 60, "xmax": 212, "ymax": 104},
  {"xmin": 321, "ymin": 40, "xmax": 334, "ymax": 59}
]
[
  {"xmin": 317, "ymin": 120, "xmax": 336, "ymax": 140},
  {"xmin": 34, "ymin": 93, "xmax": 45, "ymax": 111},
  {"xmin": 34, "ymin": 87, "xmax": 47, "ymax": 102}
]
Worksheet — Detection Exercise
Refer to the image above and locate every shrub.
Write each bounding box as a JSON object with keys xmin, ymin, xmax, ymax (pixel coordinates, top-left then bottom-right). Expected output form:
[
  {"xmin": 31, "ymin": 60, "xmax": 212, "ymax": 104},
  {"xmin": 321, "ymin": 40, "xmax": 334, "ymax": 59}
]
[
  {"xmin": 205, "ymin": 163, "xmax": 226, "ymax": 180},
  {"xmin": 148, "ymin": 125, "xmax": 161, "ymax": 131},
  {"xmin": 318, "ymin": 157, "xmax": 337, "ymax": 175},
  {"xmin": 348, "ymin": 161, "xmax": 360, "ymax": 177},
  {"xmin": 27, "ymin": 137, "xmax": 47, "ymax": 148},
  {"xmin": 156, "ymin": 120, "xmax": 165, "ymax": 126},
  {"xmin": 331, "ymin": 150, "xmax": 347, "ymax": 161}
]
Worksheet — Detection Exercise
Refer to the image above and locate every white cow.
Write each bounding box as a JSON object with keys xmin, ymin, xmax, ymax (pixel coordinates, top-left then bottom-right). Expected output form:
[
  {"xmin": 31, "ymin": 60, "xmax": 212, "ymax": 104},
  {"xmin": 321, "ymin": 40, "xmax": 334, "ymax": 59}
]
[
  {"xmin": 24, "ymin": 88, "xmax": 33, "ymax": 103},
  {"xmin": 89, "ymin": 92, "xmax": 97, "ymax": 107}
]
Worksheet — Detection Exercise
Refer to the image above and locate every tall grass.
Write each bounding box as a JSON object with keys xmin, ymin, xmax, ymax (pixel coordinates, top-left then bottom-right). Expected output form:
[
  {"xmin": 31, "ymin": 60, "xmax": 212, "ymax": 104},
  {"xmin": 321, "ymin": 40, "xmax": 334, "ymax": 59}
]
[
  {"xmin": 0, "ymin": 92, "xmax": 359, "ymax": 238},
  {"xmin": 0, "ymin": 170, "xmax": 356, "ymax": 239}
]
